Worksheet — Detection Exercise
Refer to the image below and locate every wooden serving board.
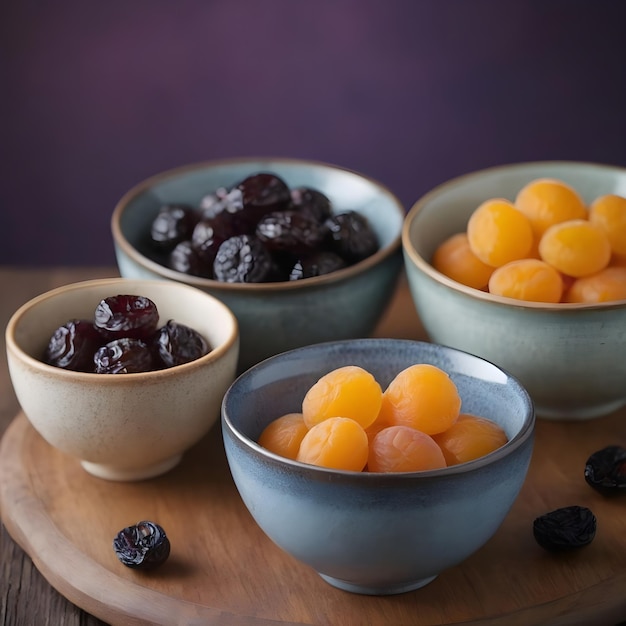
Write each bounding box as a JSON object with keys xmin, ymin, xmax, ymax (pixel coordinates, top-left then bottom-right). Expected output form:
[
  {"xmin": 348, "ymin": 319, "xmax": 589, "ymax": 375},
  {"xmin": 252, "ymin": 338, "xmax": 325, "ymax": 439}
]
[{"xmin": 1, "ymin": 280, "xmax": 626, "ymax": 626}]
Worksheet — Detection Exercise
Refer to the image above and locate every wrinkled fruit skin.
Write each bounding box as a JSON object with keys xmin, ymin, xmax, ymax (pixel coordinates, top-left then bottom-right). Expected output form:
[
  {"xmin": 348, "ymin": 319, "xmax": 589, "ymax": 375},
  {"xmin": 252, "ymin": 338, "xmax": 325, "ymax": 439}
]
[
  {"xmin": 44, "ymin": 319, "xmax": 103, "ymax": 372},
  {"xmin": 584, "ymin": 445, "xmax": 626, "ymax": 496},
  {"xmin": 533, "ymin": 505, "xmax": 597, "ymax": 552},
  {"xmin": 113, "ymin": 521, "xmax": 170, "ymax": 569},
  {"xmin": 94, "ymin": 295, "xmax": 159, "ymax": 340},
  {"xmin": 154, "ymin": 320, "xmax": 209, "ymax": 368}
]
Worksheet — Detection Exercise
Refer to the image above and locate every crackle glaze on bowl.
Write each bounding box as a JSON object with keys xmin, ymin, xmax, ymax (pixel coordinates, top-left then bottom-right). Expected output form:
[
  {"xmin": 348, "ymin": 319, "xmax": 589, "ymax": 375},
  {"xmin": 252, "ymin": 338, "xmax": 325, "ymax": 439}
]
[
  {"xmin": 6, "ymin": 278, "xmax": 239, "ymax": 481},
  {"xmin": 111, "ymin": 157, "xmax": 405, "ymax": 372},
  {"xmin": 403, "ymin": 161, "xmax": 626, "ymax": 420},
  {"xmin": 222, "ymin": 338, "xmax": 534, "ymax": 595}
]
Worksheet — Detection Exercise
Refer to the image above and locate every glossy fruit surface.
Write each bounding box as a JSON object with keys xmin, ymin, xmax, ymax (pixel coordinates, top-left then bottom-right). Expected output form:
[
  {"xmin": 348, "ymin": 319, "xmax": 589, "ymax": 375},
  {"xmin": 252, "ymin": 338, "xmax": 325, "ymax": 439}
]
[
  {"xmin": 488, "ymin": 259, "xmax": 563, "ymax": 303},
  {"xmin": 113, "ymin": 521, "xmax": 171, "ymax": 569},
  {"xmin": 588, "ymin": 194, "xmax": 626, "ymax": 255},
  {"xmin": 584, "ymin": 445, "xmax": 626, "ymax": 496},
  {"xmin": 564, "ymin": 267, "xmax": 626, "ymax": 303},
  {"xmin": 432, "ymin": 232, "xmax": 494, "ymax": 290},
  {"xmin": 94, "ymin": 295, "xmax": 159, "ymax": 340},
  {"xmin": 258, "ymin": 413, "xmax": 309, "ymax": 460},
  {"xmin": 154, "ymin": 320, "xmax": 209, "ymax": 368},
  {"xmin": 43, "ymin": 319, "xmax": 103, "ymax": 372}
]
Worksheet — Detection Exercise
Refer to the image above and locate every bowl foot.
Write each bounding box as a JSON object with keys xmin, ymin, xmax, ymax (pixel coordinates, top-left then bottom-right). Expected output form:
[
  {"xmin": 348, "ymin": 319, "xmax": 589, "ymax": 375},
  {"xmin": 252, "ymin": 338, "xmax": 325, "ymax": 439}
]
[
  {"xmin": 318, "ymin": 573, "xmax": 438, "ymax": 595},
  {"xmin": 80, "ymin": 454, "xmax": 183, "ymax": 481}
]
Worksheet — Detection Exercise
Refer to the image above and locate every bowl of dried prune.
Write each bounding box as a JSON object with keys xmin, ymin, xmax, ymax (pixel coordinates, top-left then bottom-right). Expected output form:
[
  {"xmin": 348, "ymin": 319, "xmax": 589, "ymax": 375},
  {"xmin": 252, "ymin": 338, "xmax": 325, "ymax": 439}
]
[
  {"xmin": 402, "ymin": 161, "xmax": 626, "ymax": 420},
  {"xmin": 111, "ymin": 158, "xmax": 405, "ymax": 371},
  {"xmin": 5, "ymin": 277, "xmax": 239, "ymax": 481},
  {"xmin": 222, "ymin": 338, "xmax": 535, "ymax": 595}
]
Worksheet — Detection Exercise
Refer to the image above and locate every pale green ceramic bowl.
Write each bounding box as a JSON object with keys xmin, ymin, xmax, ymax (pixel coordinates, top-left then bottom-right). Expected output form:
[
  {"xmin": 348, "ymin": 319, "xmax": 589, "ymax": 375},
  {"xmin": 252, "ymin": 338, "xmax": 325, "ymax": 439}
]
[
  {"xmin": 403, "ymin": 161, "xmax": 626, "ymax": 420},
  {"xmin": 111, "ymin": 158, "xmax": 405, "ymax": 372}
]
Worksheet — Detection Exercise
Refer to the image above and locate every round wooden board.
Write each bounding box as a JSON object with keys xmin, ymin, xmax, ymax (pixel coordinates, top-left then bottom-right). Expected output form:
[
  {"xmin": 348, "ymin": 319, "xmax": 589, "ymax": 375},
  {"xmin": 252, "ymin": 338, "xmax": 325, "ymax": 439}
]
[{"xmin": 1, "ymin": 410, "xmax": 625, "ymax": 626}]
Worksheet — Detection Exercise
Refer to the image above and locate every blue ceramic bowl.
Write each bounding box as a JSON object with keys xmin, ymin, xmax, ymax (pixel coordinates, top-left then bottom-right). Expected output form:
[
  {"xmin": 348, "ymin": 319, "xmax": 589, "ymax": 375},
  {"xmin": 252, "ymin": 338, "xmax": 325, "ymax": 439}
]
[
  {"xmin": 222, "ymin": 338, "xmax": 535, "ymax": 595},
  {"xmin": 111, "ymin": 158, "xmax": 405, "ymax": 372},
  {"xmin": 402, "ymin": 161, "xmax": 626, "ymax": 420}
]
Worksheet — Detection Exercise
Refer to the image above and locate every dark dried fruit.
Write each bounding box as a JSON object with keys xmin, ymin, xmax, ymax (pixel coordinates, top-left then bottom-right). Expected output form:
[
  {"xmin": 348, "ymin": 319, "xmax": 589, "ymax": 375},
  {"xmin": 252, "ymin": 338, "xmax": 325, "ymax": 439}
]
[
  {"xmin": 238, "ymin": 173, "xmax": 291, "ymax": 216},
  {"xmin": 584, "ymin": 445, "xmax": 626, "ymax": 496},
  {"xmin": 289, "ymin": 251, "xmax": 347, "ymax": 280},
  {"xmin": 150, "ymin": 204, "xmax": 197, "ymax": 251},
  {"xmin": 169, "ymin": 240, "xmax": 209, "ymax": 277},
  {"xmin": 94, "ymin": 337, "xmax": 154, "ymax": 374},
  {"xmin": 113, "ymin": 521, "xmax": 170, "ymax": 569},
  {"xmin": 154, "ymin": 320, "xmax": 210, "ymax": 368},
  {"xmin": 44, "ymin": 319, "xmax": 103, "ymax": 372},
  {"xmin": 290, "ymin": 187, "xmax": 333, "ymax": 223},
  {"xmin": 324, "ymin": 211, "xmax": 379, "ymax": 262},
  {"xmin": 213, "ymin": 234, "xmax": 274, "ymax": 283},
  {"xmin": 94, "ymin": 295, "xmax": 159, "ymax": 340},
  {"xmin": 256, "ymin": 210, "xmax": 325, "ymax": 254},
  {"xmin": 533, "ymin": 505, "xmax": 596, "ymax": 552}
]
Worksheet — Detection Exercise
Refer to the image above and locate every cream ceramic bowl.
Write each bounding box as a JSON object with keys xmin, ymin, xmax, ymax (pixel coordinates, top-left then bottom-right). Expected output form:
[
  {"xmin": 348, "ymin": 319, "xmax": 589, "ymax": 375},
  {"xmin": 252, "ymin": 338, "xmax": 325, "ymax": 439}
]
[
  {"xmin": 111, "ymin": 157, "xmax": 405, "ymax": 372},
  {"xmin": 403, "ymin": 161, "xmax": 626, "ymax": 420},
  {"xmin": 6, "ymin": 278, "xmax": 239, "ymax": 481}
]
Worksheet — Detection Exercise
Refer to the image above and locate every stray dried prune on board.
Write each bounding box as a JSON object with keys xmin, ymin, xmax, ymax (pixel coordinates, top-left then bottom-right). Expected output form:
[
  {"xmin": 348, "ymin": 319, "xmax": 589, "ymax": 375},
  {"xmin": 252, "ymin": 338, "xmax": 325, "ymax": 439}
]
[
  {"xmin": 533, "ymin": 505, "xmax": 596, "ymax": 552},
  {"xmin": 584, "ymin": 445, "xmax": 626, "ymax": 496},
  {"xmin": 113, "ymin": 521, "xmax": 170, "ymax": 569}
]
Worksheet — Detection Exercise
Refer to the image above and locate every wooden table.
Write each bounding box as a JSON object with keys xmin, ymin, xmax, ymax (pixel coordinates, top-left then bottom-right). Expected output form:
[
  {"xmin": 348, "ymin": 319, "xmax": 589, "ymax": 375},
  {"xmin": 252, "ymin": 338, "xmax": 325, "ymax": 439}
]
[{"xmin": 1, "ymin": 266, "xmax": 625, "ymax": 626}]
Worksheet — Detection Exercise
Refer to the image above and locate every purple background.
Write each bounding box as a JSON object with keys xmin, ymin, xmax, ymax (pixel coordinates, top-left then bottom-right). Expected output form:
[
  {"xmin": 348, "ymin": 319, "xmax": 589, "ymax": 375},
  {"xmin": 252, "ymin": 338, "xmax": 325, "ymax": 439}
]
[{"xmin": 2, "ymin": 0, "xmax": 626, "ymax": 266}]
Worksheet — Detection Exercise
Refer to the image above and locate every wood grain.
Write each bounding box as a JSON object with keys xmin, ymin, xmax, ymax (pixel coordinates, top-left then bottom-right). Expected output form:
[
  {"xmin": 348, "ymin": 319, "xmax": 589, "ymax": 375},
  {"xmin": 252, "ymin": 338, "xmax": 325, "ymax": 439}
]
[{"xmin": 1, "ymin": 268, "xmax": 626, "ymax": 625}]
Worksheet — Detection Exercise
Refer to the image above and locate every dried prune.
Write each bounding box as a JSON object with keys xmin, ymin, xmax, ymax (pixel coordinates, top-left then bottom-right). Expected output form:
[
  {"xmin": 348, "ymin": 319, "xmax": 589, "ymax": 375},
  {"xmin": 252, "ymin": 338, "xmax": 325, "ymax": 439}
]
[
  {"xmin": 113, "ymin": 521, "xmax": 170, "ymax": 569},
  {"xmin": 325, "ymin": 211, "xmax": 379, "ymax": 262},
  {"xmin": 190, "ymin": 217, "xmax": 234, "ymax": 269},
  {"xmin": 533, "ymin": 505, "xmax": 596, "ymax": 552},
  {"xmin": 238, "ymin": 173, "xmax": 291, "ymax": 215},
  {"xmin": 289, "ymin": 251, "xmax": 347, "ymax": 280},
  {"xmin": 94, "ymin": 295, "xmax": 159, "ymax": 340},
  {"xmin": 94, "ymin": 337, "xmax": 154, "ymax": 374},
  {"xmin": 290, "ymin": 187, "xmax": 332, "ymax": 223},
  {"xmin": 584, "ymin": 445, "xmax": 626, "ymax": 496},
  {"xmin": 150, "ymin": 204, "xmax": 197, "ymax": 251},
  {"xmin": 154, "ymin": 320, "xmax": 210, "ymax": 368},
  {"xmin": 169, "ymin": 240, "xmax": 210, "ymax": 277},
  {"xmin": 256, "ymin": 210, "xmax": 325, "ymax": 254},
  {"xmin": 213, "ymin": 234, "xmax": 274, "ymax": 283},
  {"xmin": 44, "ymin": 319, "xmax": 103, "ymax": 372}
]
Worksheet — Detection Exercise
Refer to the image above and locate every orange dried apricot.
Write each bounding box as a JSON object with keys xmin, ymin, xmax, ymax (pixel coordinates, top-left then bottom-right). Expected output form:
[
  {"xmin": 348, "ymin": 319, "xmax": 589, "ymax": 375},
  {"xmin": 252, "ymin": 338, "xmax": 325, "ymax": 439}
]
[
  {"xmin": 563, "ymin": 266, "xmax": 626, "ymax": 303},
  {"xmin": 488, "ymin": 258, "xmax": 563, "ymax": 303},
  {"xmin": 432, "ymin": 232, "xmax": 494, "ymax": 290},
  {"xmin": 467, "ymin": 199, "xmax": 534, "ymax": 267},
  {"xmin": 515, "ymin": 178, "xmax": 587, "ymax": 239},
  {"xmin": 258, "ymin": 413, "xmax": 309, "ymax": 460},
  {"xmin": 432, "ymin": 413, "xmax": 508, "ymax": 466},
  {"xmin": 302, "ymin": 365, "xmax": 382, "ymax": 430},
  {"xmin": 296, "ymin": 416, "xmax": 368, "ymax": 471},
  {"xmin": 368, "ymin": 425, "xmax": 447, "ymax": 473},
  {"xmin": 378, "ymin": 364, "xmax": 461, "ymax": 435},
  {"xmin": 539, "ymin": 219, "xmax": 611, "ymax": 277},
  {"xmin": 588, "ymin": 194, "xmax": 626, "ymax": 256},
  {"xmin": 611, "ymin": 252, "xmax": 626, "ymax": 267}
]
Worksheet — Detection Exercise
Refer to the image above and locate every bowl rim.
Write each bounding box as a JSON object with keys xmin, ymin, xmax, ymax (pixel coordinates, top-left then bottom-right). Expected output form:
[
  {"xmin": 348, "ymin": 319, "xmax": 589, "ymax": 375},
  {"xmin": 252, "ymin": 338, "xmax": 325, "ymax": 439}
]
[
  {"xmin": 111, "ymin": 156, "xmax": 405, "ymax": 292},
  {"xmin": 221, "ymin": 337, "xmax": 535, "ymax": 480},
  {"xmin": 402, "ymin": 160, "xmax": 626, "ymax": 311},
  {"xmin": 5, "ymin": 277, "xmax": 239, "ymax": 381}
]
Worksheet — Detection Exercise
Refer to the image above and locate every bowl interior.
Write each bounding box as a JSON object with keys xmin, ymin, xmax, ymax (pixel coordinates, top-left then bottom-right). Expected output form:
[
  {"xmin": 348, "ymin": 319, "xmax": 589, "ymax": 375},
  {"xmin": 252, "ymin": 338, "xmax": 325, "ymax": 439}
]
[
  {"xmin": 224, "ymin": 338, "xmax": 534, "ymax": 462},
  {"xmin": 406, "ymin": 161, "xmax": 626, "ymax": 263},
  {"xmin": 115, "ymin": 158, "xmax": 405, "ymax": 283}
]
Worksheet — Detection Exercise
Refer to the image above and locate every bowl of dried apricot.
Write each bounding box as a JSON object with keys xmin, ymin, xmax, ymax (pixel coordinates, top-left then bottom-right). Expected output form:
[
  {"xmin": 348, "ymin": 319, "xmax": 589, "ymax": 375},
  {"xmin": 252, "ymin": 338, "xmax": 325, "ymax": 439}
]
[
  {"xmin": 6, "ymin": 277, "xmax": 239, "ymax": 481},
  {"xmin": 111, "ymin": 157, "xmax": 405, "ymax": 372},
  {"xmin": 222, "ymin": 338, "xmax": 534, "ymax": 595},
  {"xmin": 403, "ymin": 161, "xmax": 626, "ymax": 420}
]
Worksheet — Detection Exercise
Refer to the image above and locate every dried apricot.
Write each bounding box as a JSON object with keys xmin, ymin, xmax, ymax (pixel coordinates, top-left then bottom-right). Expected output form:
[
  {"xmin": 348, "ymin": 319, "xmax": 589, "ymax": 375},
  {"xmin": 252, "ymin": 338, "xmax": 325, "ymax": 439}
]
[
  {"xmin": 467, "ymin": 199, "xmax": 534, "ymax": 267},
  {"xmin": 539, "ymin": 219, "xmax": 611, "ymax": 278},
  {"xmin": 515, "ymin": 178, "xmax": 587, "ymax": 239},
  {"xmin": 368, "ymin": 425, "xmax": 446, "ymax": 473},
  {"xmin": 563, "ymin": 266, "xmax": 626, "ymax": 303},
  {"xmin": 488, "ymin": 258, "xmax": 563, "ymax": 303},
  {"xmin": 432, "ymin": 232, "xmax": 494, "ymax": 290},
  {"xmin": 302, "ymin": 365, "xmax": 382, "ymax": 430},
  {"xmin": 432, "ymin": 413, "xmax": 508, "ymax": 466},
  {"xmin": 258, "ymin": 413, "xmax": 309, "ymax": 460},
  {"xmin": 378, "ymin": 364, "xmax": 461, "ymax": 435},
  {"xmin": 588, "ymin": 194, "xmax": 626, "ymax": 256},
  {"xmin": 296, "ymin": 416, "xmax": 368, "ymax": 471}
]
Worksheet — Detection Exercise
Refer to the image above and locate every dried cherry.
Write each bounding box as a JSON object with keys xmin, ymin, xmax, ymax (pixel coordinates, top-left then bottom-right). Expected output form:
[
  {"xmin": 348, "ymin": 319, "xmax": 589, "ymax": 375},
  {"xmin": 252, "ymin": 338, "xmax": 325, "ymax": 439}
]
[
  {"xmin": 154, "ymin": 320, "xmax": 209, "ymax": 368},
  {"xmin": 44, "ymin": 319, "xmax": 103, "ymax": 372},
  {"xmin": 324, "ymin": 211, "xmax": 379, "ymax": 262},
  {"xmin": 584, "ymin": 445, "xmax": 626, "ymax": 496},
  {"xmin": 94, "ymin": 295, "xmax": 159, "ymax": 341},
  {"xmin": 533, "ymin": 505, "xmax": 596, "ymax": 552},
  {"xmin": 113, "ymin": 521, "xmax": 170, "ymax": 569},
  {"xmin": 94, "ymin": 337, "xmax": 154, "ymax": 374}
]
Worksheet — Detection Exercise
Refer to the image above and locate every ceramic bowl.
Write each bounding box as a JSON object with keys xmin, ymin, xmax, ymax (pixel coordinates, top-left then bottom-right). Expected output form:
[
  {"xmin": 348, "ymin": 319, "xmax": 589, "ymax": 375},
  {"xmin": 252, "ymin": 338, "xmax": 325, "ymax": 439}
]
[
  {"xmin": 6, "ymin": 278, "xmax": 239, "ymax": 481},
  {"xmin": 111, "ymin": 157, "xmax": 405, "ymax": 372},
  {"xmin": 403, "ymin": 161, "xmax": 626, "ymax": 420},
  {"xmin": 221, "ymin": 338, "xmax": 534, "ymax": 595}
]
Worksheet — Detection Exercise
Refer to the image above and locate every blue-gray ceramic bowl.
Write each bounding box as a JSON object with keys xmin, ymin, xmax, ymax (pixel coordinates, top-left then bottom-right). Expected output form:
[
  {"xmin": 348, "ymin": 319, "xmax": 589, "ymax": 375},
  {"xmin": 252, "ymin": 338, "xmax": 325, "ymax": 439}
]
[
  {"xmin": 221, "ymin": 338, "xmax": 534, "ymax": 595},
  {"xmin": 111, "ymin": 158, "xmax": 405, "ymax": 372},
  {"xmin": 402, "ymin": 161, "xmax": 626, "ymax": 420}
]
